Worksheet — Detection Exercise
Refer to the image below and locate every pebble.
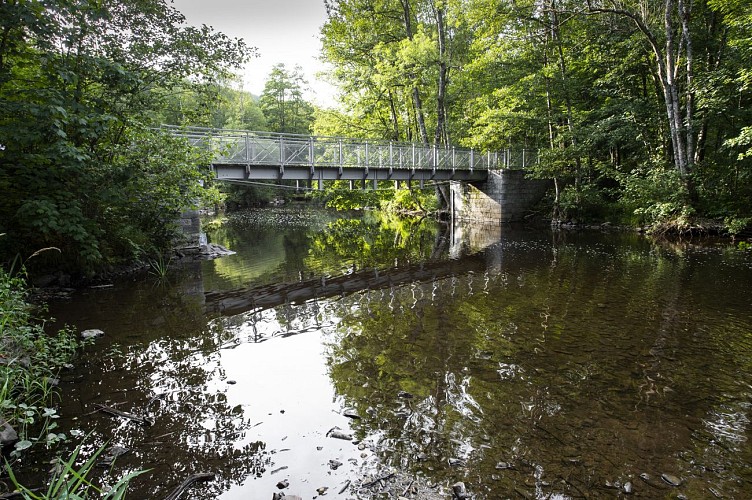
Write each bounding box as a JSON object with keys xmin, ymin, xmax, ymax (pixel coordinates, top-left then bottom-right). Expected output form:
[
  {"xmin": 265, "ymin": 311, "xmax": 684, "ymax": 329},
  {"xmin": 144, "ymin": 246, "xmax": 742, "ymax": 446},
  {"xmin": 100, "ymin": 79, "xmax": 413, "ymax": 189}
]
[{"xmin": 276, "ymin": 479, "xmax": 289, "ymax": 489}]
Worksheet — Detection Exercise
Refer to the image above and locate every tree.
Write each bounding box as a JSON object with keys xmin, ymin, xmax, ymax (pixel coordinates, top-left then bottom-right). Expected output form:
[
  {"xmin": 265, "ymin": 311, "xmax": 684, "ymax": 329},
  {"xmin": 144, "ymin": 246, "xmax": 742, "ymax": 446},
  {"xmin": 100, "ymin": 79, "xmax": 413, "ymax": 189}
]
[
  {"xmin": 259, "ymin": 64, "xmax": 314, "ymax": 134},
  {"xmin": 0, "ymin": 0, "xmax": 250, "ymax": 271}
]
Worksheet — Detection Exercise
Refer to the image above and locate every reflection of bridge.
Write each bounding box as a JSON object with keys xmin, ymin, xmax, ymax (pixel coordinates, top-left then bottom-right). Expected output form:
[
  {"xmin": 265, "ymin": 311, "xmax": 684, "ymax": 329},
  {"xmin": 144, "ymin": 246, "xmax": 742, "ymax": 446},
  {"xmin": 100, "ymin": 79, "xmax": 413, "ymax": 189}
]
[
  {"xmin": 204, "ymin": 255, "xmax": 488, "ymax": 317},
  {"xmin": 165, "ymin": 125, "xmax": 538, "ymax": 187}
]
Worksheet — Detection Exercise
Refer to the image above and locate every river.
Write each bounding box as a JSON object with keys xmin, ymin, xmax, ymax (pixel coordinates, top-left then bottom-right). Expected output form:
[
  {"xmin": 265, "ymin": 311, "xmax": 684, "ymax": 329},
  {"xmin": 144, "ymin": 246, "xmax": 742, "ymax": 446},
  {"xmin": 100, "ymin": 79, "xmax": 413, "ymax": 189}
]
[{"xmin": 23, "ymin": 208, "xmax": 752, "ymax": 498}]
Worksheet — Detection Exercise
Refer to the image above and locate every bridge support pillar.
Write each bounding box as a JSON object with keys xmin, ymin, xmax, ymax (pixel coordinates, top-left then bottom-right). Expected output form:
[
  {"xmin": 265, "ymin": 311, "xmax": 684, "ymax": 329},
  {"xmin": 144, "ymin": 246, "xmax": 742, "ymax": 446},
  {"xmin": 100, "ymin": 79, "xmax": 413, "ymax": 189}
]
[
  {"xmin": 449, "ymin": 170, "xmax": 551, "ymax": 223},
  {"xmin": 178, "ymin": 207, "xmax": 203, "ymax": 249}
]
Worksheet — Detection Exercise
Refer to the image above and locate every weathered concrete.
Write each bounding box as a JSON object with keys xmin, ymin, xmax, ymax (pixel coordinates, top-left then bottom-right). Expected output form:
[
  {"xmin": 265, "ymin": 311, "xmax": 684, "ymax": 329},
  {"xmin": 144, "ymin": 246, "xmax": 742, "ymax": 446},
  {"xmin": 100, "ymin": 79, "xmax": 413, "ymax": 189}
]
[
  {"xmin": 178, "ymin": 208, "xmax": 202, "ymax": 248},
  {"xmin": 450, "ymin": 170, "xmax": 551, "ymax": 223}
]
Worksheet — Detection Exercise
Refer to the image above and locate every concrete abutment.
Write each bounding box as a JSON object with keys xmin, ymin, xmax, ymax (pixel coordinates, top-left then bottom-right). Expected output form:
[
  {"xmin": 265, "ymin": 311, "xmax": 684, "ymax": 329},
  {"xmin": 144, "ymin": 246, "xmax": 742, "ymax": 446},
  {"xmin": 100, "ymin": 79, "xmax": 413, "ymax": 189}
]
[{"xmin": 449, "ymin": 170, "xmax": 551, "ymax": 223}]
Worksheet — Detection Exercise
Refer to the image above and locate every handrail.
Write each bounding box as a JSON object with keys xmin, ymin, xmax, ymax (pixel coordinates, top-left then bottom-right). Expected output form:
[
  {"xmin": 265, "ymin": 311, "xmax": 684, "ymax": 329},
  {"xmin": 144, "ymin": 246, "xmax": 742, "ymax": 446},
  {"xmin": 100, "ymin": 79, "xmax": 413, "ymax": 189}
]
[{"xmin": 162, "ymin": 124, "xmax": 538, "ymax": 171}]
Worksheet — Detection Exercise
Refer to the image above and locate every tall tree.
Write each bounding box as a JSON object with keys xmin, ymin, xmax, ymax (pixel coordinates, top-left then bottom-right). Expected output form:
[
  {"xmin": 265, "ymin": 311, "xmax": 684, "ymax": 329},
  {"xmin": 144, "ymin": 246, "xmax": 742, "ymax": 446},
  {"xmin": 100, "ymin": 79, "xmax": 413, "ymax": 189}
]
[
  {"xmin": 0, "ymin": 0, "xmax": 250, "ymax": 270},
  {"xmin": 259, "ymin": 64, "xmax": 314, "ymax": 134}
]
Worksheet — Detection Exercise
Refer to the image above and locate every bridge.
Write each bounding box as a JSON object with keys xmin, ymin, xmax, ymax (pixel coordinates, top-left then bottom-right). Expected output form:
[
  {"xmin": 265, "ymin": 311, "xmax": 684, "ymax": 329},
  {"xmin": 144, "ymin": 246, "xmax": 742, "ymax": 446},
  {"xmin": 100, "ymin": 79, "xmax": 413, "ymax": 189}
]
[{"xmin": 166, "ymin": 125, "xmax": 538, "ymax": 188}]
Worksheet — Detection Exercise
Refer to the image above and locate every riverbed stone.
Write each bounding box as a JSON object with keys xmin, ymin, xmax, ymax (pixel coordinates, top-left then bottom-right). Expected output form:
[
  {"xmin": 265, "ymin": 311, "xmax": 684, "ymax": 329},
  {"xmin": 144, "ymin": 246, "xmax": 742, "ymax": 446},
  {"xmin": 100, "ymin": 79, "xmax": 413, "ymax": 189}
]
[
  {"xmin": 81, "ymin": 329, "xmax": 105, "ymax": 340},
  {"xmin": 661, "ymin": 473, "xmax": 682, "ymax": 486},
  {"xmin": 452, "ymin": 481, "xmax": 469, "ymax": 499}
]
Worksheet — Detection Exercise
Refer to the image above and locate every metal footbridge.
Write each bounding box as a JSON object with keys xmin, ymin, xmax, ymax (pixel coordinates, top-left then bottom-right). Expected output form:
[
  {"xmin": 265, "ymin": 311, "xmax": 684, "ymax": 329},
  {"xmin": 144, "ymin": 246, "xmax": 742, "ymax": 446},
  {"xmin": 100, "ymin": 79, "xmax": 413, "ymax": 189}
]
[{"xmin": 166, "ymin": 125, "xmax": 537, "ymax": 187}]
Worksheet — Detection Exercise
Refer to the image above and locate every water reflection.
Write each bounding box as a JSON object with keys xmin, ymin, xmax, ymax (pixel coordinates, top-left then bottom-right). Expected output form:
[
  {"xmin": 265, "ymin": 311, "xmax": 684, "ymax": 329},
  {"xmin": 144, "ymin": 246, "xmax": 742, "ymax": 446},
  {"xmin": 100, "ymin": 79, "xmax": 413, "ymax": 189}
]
[{"xmin": 33, "ymin": 211, "xmax": 752, "ymax": 499}]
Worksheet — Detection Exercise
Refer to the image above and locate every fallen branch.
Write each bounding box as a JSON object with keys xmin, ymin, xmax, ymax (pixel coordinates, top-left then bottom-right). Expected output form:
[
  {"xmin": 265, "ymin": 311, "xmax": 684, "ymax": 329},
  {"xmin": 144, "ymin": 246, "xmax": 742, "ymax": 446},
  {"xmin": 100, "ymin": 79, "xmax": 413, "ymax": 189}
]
[
  {"xmin": 93, "ymin": 403, "xmax": 153, "ymax": 426},
  {"xmin": 164, "ymin": 472, "xmax": 216, "ymax": 500},
  {"xmin": 363, "ymin": 473, "xmax": 395, "ymax": 488},
  {"xmin": 338, "ymin": 480, "xmax": 351, "ymax": 494}
]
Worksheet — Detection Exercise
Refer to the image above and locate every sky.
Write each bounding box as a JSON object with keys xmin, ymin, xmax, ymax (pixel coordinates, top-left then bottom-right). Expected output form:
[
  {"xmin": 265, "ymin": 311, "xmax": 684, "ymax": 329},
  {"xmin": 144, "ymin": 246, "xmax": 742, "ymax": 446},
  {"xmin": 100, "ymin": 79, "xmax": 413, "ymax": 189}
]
[{"xmin": 170, "ymin": 0, "xmax": 338, "ymax": 107}]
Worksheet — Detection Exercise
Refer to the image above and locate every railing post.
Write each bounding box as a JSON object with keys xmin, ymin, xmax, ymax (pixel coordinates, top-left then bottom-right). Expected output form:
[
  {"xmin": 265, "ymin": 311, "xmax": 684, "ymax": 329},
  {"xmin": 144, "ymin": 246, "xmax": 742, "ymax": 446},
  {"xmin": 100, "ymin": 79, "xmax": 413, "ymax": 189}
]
[
  {"xmin": 338, "ymin": 139, "xmax": 343, "ymax": 177},
  {"xmin": 522, "ymin": 149, "xmax": 526, "ymax": 168},
  {"xmin": 309, "ymin": 136, "xmax": 315, "ymax": 176},
  {"xmin": 245, "ymin": 132, "xmax": 250, "ymax": 176},
  {"xmin": 280, "ymin": 135, "xmax": 285, "ymax": 165},
  {"xmin": 470, "ymin": 149, "xmax": 474, "ymax": 170}
]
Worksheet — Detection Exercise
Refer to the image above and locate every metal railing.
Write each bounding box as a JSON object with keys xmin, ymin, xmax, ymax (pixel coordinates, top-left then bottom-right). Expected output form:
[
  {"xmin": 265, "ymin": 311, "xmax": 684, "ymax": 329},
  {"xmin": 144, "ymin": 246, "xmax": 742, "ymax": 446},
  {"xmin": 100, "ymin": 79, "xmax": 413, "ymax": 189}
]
[{"xmin": 162, "ymin": 125, "xmax": 538, "ymax": 171}]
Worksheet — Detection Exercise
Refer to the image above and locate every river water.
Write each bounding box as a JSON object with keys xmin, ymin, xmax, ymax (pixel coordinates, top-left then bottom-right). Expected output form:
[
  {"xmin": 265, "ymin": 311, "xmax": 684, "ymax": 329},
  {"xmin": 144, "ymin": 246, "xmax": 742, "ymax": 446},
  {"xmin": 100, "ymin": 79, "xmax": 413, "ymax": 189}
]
[{"xmin": 26, "ymin": 208, "xmax": 752, "ymax": 498}]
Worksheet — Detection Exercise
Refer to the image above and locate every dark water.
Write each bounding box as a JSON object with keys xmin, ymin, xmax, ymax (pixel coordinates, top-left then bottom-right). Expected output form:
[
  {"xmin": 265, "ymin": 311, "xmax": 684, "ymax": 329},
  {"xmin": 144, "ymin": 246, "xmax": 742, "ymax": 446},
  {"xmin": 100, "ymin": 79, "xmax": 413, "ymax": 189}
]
[{"xmin": 22, "ymin": 209, "xmax": 752, "ymax": 498}]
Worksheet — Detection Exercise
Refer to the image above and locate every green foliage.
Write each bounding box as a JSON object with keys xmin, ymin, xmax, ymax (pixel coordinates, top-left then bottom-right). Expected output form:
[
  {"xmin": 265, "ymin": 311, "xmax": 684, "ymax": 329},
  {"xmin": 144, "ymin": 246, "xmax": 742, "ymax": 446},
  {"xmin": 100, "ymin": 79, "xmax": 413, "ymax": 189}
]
[
  {"xmin": 618, "ymin": 166, "xmax": 691, "ymax": 225},
  {"xmin": 319, "ymin": 0, "xmax": 752, "ymax": 225},
  {"xmin": 0, "ymin": 0, "xmax": 249, "ymax": 273},
  {"xmin": 259, "ymin": 64, "xmax": 314, "ymax": 134},
  {"xmin": 0, "ymin": 269, "xmax": 79, "ymax": 454},
  {"xmin": 724, "ymin": 217, "xmax": 751, "ymax": 236}
]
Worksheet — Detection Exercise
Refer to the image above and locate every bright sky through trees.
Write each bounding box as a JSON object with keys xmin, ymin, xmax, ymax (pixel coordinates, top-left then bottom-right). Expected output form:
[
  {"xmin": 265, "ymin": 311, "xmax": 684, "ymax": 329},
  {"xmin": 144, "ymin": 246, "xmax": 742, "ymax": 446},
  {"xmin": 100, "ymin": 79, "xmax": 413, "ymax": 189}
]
[{"xmin": 171, "ymin": 0, "xmax": 337, "ymax": 106}]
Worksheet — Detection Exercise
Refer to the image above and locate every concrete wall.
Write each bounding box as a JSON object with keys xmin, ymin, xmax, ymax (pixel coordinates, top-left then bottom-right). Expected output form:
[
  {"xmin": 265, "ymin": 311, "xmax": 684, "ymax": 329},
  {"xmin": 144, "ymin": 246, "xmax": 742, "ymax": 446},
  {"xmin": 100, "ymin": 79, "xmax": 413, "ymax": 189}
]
[
  {"xmin": 179, "ymin": 208, "xmax": 202, "ymax": 249},
  {"xmin": 450, "ymin": 170, "xmax": 551, "ymax": 223}
]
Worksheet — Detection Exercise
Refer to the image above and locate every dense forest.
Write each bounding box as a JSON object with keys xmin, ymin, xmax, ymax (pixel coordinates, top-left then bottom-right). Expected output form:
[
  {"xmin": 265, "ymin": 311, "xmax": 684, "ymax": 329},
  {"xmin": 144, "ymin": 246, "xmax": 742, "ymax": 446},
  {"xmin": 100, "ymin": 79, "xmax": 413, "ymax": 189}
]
[
  {"xmin": 317, "ymin": 0, "xmax": 752, "ymax": 230},
  {"xmin": 1, "ymin": 0, "xmax": 751, "ymax": 275}
]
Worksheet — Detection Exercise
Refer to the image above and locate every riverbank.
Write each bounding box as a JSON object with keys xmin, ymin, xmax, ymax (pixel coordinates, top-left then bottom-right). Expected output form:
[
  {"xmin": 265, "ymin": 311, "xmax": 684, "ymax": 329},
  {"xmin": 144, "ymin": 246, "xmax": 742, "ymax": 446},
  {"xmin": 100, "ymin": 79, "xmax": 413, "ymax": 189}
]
[{"xmin": 0, "ymin": 270, "xmax": 78, "ymax": 455}]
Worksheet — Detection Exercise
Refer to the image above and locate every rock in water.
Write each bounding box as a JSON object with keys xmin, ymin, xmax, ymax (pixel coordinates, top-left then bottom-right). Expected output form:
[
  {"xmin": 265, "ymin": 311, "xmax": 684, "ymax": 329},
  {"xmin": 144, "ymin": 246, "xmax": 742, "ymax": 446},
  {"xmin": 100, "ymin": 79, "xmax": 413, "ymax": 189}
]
[
  {"xmin": 81, "ymin": 329, "xmax": 104, "ymax": 340},
  {"xmin": 452, "ymin": 482, "xmax": 469, "ymax": 499}
]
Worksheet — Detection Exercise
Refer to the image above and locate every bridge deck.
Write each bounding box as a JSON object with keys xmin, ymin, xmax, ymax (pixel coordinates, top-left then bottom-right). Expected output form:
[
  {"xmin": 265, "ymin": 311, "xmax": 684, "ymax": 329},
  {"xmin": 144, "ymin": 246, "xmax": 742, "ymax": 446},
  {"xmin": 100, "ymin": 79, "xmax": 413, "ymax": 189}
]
[{"xmin": 166, "ymin": 125, "xmax": 538, "ymax": 184}]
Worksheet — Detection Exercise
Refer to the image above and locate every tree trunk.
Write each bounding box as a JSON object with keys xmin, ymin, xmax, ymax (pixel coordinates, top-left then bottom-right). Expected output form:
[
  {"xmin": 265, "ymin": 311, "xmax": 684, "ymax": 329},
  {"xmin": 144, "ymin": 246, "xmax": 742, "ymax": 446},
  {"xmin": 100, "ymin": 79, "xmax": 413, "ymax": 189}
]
[
  {"xmin": 400, "ymin": 0, "xmax": 429, "ymax": 144},
  {"xmin": 587, "ymin": 1, "xmax": 696, "ymax": 197},
  {"xmin": 432, "ymin": 0, "xmax": 449, "ymax": 146}
]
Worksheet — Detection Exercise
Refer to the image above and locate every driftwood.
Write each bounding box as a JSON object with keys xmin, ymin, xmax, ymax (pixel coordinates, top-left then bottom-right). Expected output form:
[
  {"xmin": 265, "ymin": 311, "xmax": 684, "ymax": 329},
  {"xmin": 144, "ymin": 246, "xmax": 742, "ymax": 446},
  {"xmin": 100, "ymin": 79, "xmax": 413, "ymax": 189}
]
[
  {"xmin": 164, "ymin": 472, "xmax": 215, "ymax": 500},
  {"xmin": 363, "ymin": 473, "xmax": 395, "ymax": 488},
  {"xmin": 93, "ymin": 403, "xmax": 154, "ymax": 426}
]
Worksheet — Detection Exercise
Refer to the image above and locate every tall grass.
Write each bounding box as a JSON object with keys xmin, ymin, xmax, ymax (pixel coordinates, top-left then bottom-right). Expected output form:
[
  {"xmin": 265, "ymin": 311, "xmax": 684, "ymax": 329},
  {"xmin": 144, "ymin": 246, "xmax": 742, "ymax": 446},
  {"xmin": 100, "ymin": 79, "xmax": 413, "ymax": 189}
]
[{"xmin": 5, "ymin": 440, "xmax": 147, "ymax": 499}]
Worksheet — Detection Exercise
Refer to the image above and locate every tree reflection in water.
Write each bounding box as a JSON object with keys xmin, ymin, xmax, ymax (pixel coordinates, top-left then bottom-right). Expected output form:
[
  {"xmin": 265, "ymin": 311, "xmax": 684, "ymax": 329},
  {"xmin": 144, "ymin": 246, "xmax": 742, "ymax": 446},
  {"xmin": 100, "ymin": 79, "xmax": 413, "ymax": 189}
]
[{"xmin": 33, "ymin": 211, "xmax": 752, "ymax": 499}]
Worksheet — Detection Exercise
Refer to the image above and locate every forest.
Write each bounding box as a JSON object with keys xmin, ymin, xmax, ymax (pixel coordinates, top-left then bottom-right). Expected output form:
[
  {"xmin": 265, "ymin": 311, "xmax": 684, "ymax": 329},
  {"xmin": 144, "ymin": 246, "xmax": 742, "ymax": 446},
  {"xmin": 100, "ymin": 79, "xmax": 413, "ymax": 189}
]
[{"xmin": 1, "ymin": 0, "xmax": 751, "ymax": 274}]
